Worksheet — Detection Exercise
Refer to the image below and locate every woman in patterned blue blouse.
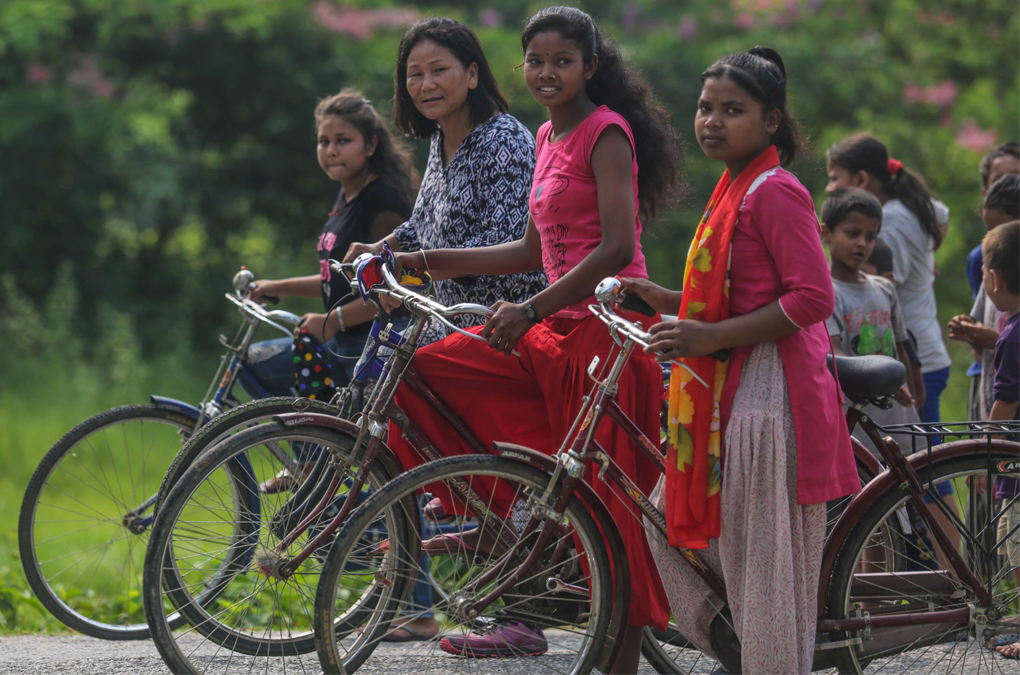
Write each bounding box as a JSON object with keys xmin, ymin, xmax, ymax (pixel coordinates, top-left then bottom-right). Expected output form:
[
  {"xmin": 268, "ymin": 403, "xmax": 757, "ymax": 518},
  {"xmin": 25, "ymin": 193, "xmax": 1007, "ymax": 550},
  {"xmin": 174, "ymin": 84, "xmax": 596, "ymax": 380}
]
[{"xmin": 344, "ymin": 17, "xmax": 547, "ymax": 344}]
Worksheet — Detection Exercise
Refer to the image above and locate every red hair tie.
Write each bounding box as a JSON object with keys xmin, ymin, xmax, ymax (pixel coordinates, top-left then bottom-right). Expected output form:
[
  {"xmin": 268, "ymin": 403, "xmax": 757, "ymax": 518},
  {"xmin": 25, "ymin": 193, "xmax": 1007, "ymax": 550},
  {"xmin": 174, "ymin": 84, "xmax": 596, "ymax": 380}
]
[{"xmin": 887, "ymin": 158, "xmax": 904, "ymax": 175}]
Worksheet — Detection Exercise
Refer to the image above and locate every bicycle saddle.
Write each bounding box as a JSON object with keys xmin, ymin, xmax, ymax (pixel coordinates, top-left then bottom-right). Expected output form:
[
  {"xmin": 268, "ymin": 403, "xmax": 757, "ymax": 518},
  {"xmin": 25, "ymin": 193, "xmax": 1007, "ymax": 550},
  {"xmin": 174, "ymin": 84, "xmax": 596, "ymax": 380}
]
[{"xmin": 826, "ymin": 354, "xmax": 906, "ymax": 403}]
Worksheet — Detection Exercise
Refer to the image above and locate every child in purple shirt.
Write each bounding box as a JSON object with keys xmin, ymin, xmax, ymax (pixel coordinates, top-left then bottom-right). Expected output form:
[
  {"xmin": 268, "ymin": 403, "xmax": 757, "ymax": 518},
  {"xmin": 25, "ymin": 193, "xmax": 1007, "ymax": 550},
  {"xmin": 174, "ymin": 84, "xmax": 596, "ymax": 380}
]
[{"xmin": 982, "ymin": 221, "xmax": 1020, "ymax": 660}]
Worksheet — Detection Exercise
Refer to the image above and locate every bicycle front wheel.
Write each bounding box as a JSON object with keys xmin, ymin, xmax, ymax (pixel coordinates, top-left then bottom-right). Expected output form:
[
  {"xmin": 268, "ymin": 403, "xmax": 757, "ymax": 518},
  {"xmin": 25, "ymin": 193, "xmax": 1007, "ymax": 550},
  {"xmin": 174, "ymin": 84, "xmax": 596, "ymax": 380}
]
[
  {"xmin": 142, "ymin": 422, "xmax": 394, "ymax": 675},
  {"xmin": 826, "ymin": 447, "xmax": 1020, "ymax": 674},
  {"xmin": 18, "ymin": 405, "xmax": 196, "ymax": 640},
  {"xmin": 314, "ymin": 453, "xmax": 615, "ymax": 675}
]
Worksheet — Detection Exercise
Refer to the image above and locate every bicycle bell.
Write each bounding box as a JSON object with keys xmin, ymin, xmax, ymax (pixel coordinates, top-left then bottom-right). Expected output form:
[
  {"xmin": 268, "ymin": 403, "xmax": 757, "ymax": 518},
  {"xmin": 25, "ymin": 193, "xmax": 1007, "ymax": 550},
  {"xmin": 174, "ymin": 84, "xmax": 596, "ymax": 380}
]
[
  {"xmin": 233, "ymin": 267, "xmax": 255, "ymax": 292},
  {"xmin": 594, "ymin": 277, "xmax": 622, "ymax": 305}
]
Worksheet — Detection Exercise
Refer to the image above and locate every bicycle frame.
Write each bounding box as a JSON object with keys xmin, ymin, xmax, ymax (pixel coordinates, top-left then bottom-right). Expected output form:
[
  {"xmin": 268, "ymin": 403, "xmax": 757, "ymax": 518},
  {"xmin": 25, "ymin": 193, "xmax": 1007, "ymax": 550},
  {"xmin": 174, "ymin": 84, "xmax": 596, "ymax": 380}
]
[{"xmin": 269, "ymin": 267, "xmax": 516, "ymax": 576}]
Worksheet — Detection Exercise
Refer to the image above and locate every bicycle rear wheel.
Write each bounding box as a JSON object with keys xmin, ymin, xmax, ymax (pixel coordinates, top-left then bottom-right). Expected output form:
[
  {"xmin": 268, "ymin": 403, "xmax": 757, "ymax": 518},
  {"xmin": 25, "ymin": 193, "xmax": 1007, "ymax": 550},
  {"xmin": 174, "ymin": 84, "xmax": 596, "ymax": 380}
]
[
  {"xmin": 314, "ymin": 454, "xmax": 615, "ymax": 675},
  {"xmin": 19, "ymin": 405, "xmax": 195, "ymax": 640},
  {"xmin": 826, "ymin": 447, "xmax": 1020, "ymax": 673},
  {"xmin": 142, "ymin": 423, "xmax": 394, "ymax": 674},
  {"xmin": 153, "ymin": 396, "xmax": 340, "ymax": 515}
]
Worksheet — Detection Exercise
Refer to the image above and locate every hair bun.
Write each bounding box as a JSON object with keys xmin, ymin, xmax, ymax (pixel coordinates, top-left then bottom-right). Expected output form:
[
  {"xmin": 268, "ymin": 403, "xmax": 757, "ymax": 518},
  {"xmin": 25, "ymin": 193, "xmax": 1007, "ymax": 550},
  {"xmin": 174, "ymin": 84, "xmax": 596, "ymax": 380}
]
[{"xmin": 749, "ymin": 46, "xmax": 786, "ymax": 79}]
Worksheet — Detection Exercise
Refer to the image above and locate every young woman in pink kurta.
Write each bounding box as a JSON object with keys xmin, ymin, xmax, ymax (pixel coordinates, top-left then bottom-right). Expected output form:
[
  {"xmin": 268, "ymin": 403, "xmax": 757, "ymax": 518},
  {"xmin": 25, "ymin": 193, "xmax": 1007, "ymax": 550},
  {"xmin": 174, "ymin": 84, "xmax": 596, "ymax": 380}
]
[
  {"xmin": 385, "ymin": 7, "xmax": 685, "ymax": 673},
  {"xmin": 624, "ymin": 48, "xmax": 857, "ymax": 674}
]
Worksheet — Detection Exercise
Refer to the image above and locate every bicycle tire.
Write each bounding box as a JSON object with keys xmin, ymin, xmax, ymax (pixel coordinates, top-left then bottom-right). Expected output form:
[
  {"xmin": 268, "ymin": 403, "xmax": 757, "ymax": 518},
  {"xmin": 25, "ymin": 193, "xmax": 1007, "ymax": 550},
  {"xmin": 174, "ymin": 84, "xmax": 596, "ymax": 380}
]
[
  {"xmin": 143, "ymin": 423, "xmax": 393, "ymax": 674},
  {"xmin": 826, "ymin": 448, "xmax": 1020, "ymax": 674},
  {"xmin": 18, "ymin": 404, "xmax": 196, "ymax": 640},
  {"xmin": 153, "ymin": 396, "xmax": 339, "ymax": 515},
  {"xmin": 314, "ymin": 453, "xmax": 615, "ymax": 675},
  {"xmin": 640, "ymin": 624, "xmax": 696, "ymax": 674}
]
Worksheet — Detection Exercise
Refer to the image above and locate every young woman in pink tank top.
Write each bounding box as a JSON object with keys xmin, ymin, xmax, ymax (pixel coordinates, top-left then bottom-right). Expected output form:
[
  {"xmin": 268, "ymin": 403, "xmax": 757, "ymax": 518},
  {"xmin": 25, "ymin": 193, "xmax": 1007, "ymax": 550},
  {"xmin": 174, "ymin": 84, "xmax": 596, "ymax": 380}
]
[{"xmin": 387, "ymin": 6, "xmax": 684, "ymax": 671}]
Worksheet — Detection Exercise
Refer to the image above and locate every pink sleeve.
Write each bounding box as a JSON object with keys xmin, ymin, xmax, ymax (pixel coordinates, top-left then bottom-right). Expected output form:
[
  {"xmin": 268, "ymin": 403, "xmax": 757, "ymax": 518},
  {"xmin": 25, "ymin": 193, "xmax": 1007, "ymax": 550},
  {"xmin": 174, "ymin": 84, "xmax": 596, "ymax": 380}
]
[
  {"xmin": 747, "ymin": 175, "xmax": 834, "ymax": 328},
  {"xmin": 583, "ymin": 110, "xmax": 636, "ymax": 164}
]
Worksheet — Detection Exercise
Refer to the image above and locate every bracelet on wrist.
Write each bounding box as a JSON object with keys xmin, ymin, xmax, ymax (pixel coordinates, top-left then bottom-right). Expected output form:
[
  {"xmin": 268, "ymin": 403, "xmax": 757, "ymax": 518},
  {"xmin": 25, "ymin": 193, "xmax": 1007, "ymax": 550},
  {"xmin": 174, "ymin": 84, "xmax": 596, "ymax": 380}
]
[{"xmin": 419, "ymin": 249, "xmax": 430, "ymax": 271}]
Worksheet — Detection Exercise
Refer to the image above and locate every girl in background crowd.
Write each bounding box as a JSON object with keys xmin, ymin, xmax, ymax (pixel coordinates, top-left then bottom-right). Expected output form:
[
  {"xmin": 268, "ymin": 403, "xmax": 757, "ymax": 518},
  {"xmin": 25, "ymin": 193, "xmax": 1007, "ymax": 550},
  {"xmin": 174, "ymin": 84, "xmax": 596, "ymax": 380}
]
[
  {"xmin": 344, "ymin": 17, "xmax": 546, "ymax": 345},
  {"xmin": 626, "ymin": 47, "xmax": 857, "ymax": 674},
  {"xmin": 824, "ymin": 135, "xmax": 952, "ymax": 431},
  {"xmin": 387, "ymin": 6, "xmax": 684, "ymax": 671},
  {"xmin": 244, "ymin": 92, "xmax": 416, "ymax": 493},
  {"xmin": 250, "ymin": 91, "xmax": 416, "ymax": 360}
]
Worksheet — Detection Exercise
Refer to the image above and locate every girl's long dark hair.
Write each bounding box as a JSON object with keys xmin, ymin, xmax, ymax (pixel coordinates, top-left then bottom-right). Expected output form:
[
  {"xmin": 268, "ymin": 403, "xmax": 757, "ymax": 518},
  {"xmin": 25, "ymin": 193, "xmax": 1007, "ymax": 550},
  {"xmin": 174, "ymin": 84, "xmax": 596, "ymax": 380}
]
[
  {"xmin": 827, "ymin": 134, "xmax": 942, "ymax": 249},
  {"xmin": 393, "ymin": 17, "xmax": 508, "ymax": 139},
  {"xmin": 521, "ymin": 7, "xmax": 685, "ymax": 222},
  {"xmin": 315, "ymin": 90, "xmax": 419, "ymax": 207},
  {"xmin": 701, "ymin": 46, "xmax": 802, "ymax": 166}
]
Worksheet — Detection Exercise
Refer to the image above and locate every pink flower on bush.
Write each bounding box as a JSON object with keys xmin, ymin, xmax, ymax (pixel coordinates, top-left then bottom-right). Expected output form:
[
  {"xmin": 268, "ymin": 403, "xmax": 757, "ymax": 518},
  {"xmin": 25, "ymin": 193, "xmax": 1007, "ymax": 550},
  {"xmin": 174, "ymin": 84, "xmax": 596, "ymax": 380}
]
[
  {"xmin": 311, "ymin": 2, "xmax": 418, "ymax": 40},
  {"xmin": 734, "ymin": 12, "xmax": 756, "ymax": 29},
  {"xmin": 903, "ymin": 80, "xmax": 957, "ymax": 108},
  {"xmin": 621, "ymin": 3, "xmax": 640, "ymax": 31},
  {"xmin": 956, "ymin": 119, "xmax": 997, "ymax": 153},
  {"xmin": 480, "ymin": 9, "xmax": 503, "ymax": 27},
  {"xmin": 25, "ymin": 64, "xmax": 52, "ymax": 85},
  {"xmin": 680, "ymin": 17, "xmax": 698, "ymax": 40},
  {"xmin": 67, "ymin": 56, "xmax": 115, "ymax": 99}
]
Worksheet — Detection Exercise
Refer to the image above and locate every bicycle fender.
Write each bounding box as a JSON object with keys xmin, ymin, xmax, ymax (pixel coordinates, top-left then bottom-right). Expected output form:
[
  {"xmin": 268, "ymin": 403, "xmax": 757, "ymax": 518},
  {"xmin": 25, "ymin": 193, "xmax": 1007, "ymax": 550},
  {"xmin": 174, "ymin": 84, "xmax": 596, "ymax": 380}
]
[
  {"xmin": 493, "ymin": 442, "xmax": 630, "ymax": 671},
  {"xmin": 817, "ymin": 438, "xmax": 1019, "ymax": 618},
  {"xmin": 149, "ymin": 395, "xmax": 202, "ymax": 420},
  {"xmin": 272, "ymin": 412, "xmax": 360, "ymax": 434},
  {"xmin": 851, "ymin": 436, "xmax": 881, "ymax": 477}
]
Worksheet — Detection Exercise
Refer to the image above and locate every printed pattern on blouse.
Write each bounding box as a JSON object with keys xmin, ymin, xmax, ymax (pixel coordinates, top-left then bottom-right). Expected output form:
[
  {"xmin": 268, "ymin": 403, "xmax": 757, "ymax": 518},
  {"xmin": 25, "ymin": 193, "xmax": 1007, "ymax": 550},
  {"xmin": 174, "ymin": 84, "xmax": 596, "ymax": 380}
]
[{"xmin": 393, "ymin": 114, "xmax": 548, "ymax": 344}]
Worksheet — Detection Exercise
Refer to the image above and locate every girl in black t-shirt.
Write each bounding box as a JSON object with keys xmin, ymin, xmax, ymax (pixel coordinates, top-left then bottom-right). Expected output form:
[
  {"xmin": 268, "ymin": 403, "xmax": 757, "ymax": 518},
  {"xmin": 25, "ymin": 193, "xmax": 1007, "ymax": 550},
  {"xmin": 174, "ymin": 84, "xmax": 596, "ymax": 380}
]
[{"xmin": 240, "ymin": 92, "xmax": 416, "ymax": 400}]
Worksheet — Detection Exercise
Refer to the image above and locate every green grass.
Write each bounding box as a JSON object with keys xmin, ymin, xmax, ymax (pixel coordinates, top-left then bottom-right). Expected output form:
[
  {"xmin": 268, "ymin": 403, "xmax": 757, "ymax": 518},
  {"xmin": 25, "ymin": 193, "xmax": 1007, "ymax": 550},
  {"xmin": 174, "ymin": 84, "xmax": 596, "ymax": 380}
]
[{"xmin": 0, "ymin": 365, "xmax": 210, "ymax": 635}]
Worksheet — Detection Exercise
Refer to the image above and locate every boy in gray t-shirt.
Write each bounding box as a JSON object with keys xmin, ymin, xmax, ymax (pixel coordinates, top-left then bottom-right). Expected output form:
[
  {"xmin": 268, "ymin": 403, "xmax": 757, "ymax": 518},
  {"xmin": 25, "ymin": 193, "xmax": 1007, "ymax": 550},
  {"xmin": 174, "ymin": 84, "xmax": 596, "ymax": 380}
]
[{"xmin": 820, "ymin": 189, "xmax": 921, "ymax": 457}]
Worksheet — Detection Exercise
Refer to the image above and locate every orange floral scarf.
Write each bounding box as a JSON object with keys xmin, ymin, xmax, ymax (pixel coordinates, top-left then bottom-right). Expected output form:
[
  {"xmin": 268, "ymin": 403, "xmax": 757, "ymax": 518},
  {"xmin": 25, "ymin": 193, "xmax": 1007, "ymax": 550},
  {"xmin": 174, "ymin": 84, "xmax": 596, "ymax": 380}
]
[{"xmin": 665, "ymin": 146, "xmax": 781, "ymax": 549}]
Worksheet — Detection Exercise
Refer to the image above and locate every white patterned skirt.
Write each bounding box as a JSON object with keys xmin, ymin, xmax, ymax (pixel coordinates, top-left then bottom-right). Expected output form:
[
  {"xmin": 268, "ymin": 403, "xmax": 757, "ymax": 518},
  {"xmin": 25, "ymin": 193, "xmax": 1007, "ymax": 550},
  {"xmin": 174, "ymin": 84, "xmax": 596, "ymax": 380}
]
[{"xmin": 646, "ymin": 341, "xmax": 826, "ymax": 675}]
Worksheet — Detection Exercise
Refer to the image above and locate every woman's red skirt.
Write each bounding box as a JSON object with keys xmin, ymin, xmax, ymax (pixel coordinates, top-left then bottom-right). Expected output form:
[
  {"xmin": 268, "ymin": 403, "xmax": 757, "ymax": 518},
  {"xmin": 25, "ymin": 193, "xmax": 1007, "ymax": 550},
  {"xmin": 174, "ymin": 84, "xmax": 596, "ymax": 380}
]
[{"xmin": 386, "ymin": 312, "xmax": 669, "ymax": 629}]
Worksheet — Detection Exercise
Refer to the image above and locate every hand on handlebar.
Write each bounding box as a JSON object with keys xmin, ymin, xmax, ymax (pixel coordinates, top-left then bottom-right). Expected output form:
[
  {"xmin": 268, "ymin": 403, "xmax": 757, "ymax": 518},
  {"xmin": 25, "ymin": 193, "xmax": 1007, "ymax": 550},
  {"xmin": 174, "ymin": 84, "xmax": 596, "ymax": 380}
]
[
  {"xmin": 296, "ymin": 312, "xmax": 339, "ymax": 343},
  {"xmin": 390, "ymin": 251, "xmax": 425, "ymax": 281},
  {"xmin": 619, "ymin": 278, "xmax": 682, "ymax": 316},
  {"xmin": 343, "ymin": 241, "xmax": 385, "ymax": 264},
  {"xmin": 645, "ymin": 319, "xmax": 721, "ymax": 362},
  {"xmin": 479, "ymin": 300, "xmax": 534, "ymax": 355},
  {"xmin": 249, "ymin": 280, "xmax": 281, "ymax": 305}
]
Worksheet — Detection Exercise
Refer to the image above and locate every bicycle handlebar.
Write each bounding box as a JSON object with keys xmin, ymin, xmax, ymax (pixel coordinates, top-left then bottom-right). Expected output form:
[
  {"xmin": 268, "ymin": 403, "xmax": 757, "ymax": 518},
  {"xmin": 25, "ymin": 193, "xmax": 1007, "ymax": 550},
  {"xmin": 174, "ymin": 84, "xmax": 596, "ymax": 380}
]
[
  {"xmin": 589, "ymin": 277, "xmax": 733, "ymax": 389},
  {"xmin": 329, "ymin": 257, "xmax": 516, "ymax": 353},
  {"xmin": 224, "ymin": 292, "xmax": 302, "ymax": 337}
]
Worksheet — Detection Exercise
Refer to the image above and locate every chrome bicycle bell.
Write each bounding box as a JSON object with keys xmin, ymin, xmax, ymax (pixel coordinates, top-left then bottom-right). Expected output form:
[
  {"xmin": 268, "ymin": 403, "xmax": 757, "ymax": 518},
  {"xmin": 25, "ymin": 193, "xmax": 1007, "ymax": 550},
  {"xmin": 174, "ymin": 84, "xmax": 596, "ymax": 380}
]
[
  {"xmin": 594, "ymin": 277, "xmax": 622, "ymax": 305},
  {"xmin": 233, "ymin": 267, "xmax": 255, "ymax": 292}
]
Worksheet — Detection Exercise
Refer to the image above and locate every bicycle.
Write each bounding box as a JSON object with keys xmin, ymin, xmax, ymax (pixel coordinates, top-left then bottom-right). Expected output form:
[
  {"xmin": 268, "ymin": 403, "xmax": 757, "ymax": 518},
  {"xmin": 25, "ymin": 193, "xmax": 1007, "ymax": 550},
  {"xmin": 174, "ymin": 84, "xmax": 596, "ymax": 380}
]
[
  {"xmin": 141, "ymin": 252, "xmax": 537, "ymax": 674},
  {"xmin": 18, "ymin": 267, "xmax": 304, "ymax": 640},
  {"xmin": 311, "ymin": 274, "xmax": 1020, "ymax": 674}
]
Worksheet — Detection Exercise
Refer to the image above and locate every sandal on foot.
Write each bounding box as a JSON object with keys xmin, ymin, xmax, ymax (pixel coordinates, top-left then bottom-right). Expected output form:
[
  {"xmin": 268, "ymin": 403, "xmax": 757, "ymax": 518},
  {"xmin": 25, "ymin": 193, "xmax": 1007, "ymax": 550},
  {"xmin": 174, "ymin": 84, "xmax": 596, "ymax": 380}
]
[
  {"xmin": 259, "ymin": 463, "xmax": 312, "ymax": 494},
  {"xmin": 987, "ymin": 633, "xmax": 1020, "ymax": 649},
  {"xmin": 421, "ymin": 533, "xmax": 477, "ymax": 557},
  {"xmin": 997, "ymin": 643, "xmax": 1020, "ymax": 659},
  {"xmin": 424, "ymin": 497, "xmax": 456, "ymax": 523},
  {"xmin": 381, "ymin": 623, "xmax": 435, "ymax": 643}
]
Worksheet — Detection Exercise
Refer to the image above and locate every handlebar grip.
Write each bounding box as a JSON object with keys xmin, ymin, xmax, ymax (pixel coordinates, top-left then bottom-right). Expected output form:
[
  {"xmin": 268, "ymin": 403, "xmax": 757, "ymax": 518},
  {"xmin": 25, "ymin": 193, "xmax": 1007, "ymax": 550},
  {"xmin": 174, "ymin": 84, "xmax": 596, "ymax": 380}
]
[{"xmin": 619, "ymin": 292, "xmax": 656, "ymax": 317}]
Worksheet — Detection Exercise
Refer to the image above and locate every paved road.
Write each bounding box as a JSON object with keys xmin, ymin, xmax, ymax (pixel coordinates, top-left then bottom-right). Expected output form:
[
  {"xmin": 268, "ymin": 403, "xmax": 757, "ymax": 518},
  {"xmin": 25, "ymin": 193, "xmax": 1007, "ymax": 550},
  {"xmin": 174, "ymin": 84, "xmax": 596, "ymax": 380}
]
[
  {"xmin": 0, "ymin": 633, "xmax": 663, "ymax": 675},
  {"xmin": 0, "ymin": 634, "xmax": 1014, "ymax": 674}
]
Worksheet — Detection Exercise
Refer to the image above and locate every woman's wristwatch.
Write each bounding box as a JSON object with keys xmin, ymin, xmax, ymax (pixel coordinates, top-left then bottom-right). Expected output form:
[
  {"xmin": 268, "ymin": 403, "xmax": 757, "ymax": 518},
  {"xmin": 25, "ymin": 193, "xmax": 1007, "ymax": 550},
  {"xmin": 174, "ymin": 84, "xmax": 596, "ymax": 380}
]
[{"xmin": 524, "ymin": 301, "xmax": 540, "ymax": 323}]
